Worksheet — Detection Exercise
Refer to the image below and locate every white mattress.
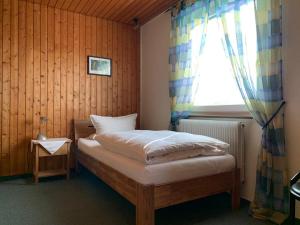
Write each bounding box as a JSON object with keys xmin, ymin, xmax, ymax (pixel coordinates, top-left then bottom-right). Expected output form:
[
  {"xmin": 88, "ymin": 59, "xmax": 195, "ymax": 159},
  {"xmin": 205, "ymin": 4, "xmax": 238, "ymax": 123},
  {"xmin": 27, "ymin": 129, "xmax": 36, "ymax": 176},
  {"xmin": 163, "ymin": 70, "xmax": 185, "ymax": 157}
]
[{"xmin": 78, "ymin": 138, "xmax": 236, "ymax": 185}]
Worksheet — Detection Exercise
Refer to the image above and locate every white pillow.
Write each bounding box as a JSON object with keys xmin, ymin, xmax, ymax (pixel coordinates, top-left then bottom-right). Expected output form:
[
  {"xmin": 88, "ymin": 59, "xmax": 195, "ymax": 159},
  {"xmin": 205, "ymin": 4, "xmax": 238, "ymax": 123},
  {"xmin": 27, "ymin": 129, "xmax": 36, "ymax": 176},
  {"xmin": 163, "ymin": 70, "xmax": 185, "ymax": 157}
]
[{"xmin": 90, "ymin": 113, "xmax": 137, "ymax": 134}]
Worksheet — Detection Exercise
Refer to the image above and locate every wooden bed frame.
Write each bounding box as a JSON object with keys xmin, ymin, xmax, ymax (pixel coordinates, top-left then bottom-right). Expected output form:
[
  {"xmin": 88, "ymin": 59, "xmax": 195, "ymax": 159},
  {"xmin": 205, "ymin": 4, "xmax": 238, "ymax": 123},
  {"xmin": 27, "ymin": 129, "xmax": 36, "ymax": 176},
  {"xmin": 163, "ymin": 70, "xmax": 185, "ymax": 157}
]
[{"xmin": 74, "ymin": 120, "xmax": 240, "ymax": 225}]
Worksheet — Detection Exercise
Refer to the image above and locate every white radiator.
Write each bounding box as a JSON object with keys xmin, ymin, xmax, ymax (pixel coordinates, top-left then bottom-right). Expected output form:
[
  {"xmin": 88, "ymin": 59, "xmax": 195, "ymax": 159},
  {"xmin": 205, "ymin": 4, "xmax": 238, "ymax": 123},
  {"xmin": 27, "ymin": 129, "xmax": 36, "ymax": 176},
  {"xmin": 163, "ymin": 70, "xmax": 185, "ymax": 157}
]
[{"xmin": 178, "ymin": 119, "xmax": 245, "ymax": 181}]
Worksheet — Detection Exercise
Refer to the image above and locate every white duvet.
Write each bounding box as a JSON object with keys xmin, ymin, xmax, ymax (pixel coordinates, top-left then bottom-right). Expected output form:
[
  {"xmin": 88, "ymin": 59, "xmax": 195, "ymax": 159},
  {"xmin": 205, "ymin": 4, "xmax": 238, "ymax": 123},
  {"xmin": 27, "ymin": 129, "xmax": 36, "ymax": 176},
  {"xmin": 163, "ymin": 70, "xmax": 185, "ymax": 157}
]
[{"xmin": 94, "ymin": 130, "xmax": 229, "ymax": 165}]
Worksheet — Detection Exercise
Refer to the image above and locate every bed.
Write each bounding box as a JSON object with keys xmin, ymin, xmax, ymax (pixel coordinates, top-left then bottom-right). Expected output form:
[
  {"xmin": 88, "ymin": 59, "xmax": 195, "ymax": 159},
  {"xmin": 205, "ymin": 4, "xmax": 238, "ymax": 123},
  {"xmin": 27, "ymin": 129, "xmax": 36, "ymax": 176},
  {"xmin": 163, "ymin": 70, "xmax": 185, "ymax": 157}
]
[{"xmin": 74, "ymin": 120, "xmax": 240, "ymax": 225}]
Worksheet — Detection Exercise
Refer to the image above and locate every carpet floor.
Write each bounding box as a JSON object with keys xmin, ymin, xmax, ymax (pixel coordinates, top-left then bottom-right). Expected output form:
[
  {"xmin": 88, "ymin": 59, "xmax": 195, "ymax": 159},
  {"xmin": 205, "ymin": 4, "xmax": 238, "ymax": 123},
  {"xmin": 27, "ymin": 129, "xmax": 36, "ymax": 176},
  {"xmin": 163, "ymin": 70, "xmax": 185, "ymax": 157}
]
[{"xmin": 0, "ymin": 169, "xmax": 271, "ymax": 225}]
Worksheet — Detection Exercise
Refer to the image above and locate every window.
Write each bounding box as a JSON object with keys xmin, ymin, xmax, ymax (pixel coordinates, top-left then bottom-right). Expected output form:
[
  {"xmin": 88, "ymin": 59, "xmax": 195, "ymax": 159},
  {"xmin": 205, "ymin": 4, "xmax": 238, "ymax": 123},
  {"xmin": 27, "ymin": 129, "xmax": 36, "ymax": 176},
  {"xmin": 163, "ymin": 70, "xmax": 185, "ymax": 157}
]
[{"xmin": 191, "ymin": 1, "xmax": 257, "ymax": 113}]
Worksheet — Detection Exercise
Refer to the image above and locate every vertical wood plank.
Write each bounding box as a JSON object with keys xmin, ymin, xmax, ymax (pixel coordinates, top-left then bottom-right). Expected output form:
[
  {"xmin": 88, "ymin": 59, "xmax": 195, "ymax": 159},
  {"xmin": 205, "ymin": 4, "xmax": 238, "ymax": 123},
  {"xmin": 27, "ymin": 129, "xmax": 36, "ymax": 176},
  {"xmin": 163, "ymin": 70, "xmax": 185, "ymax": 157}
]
[
  {"xmin": 0, "ymin": 6, "xmax": 140, "ymax": 176},
  {"xmin": 130, "ymin": 29, "xmax": 138, "ymax": 113},
  {"xmin": 127, "ymin": 26, "xmax": 132, "ymax": 114},
  {"xmin": 101, "ymin": 19, "xmax": 108, "ymax": 116},
  {"xmin": 79, "ymin": 14, "xmax": 86, "ymax": 119},
  {"xmin": 25, "ymin": 1, "xmax": 34, "ymax": 172},
  {"xmin": 85, "ymin": 16, "xmax": 91, "ymax": 118},
  {"xmin": 47, "ymin": 6, "xmax": 54, "ymax": 138},
  {"xmin": 107, "ymin": 20, "xmax": 113, "ymax": 116},
  {"xmin": 33, "ymin": 3, "xmax": 41, "ymax": 142},
  {"xmin": 17, "ymin": 0, "xmax": 26, "ymax": 174},
  {"xmin": 136, "ymin": 28, "xmax": 141, "ymax": 128},
  {"xmin": 60, "ymin": 10, "xmax": 68, "ymax": 137},
  {"xmin": 40, "ymin": 4, "xmax": 47, "ymax": 137},
  {"xmin": 10, "ymin": 0, "xmax": 20, "ymax": 175},
  {"xmin": 117, "ymin": 23, "xmax": 122, "ymax": 116},
  {"xmin": 122, "ymin": 24, "xmax": 128, "ymax": 115},
  {"xmin": 73, "ymin": 13, "xmax": 80, "ymax": 120},
  {"xmin": 0, "ymin": 0, "xmax": 3, "ymax": 175},
  {"xmin": 53, "ymin": 8, "xmax": 61, "ymax": 137},
  {"xmin": 112, "ymin": 22, "xmax": 118, "ymax": 116},
  {"xmin": 96, "ymin": 18, "xmax": 102, "ymax": 115},
  {"xmin": 2, "ymin": 0, "xmax": 11, "ymax": 175},
  {"xmin": 66, "ymin": 11, "xmax": 74, "ymax": 138},
  {"xmin": 90, "ymin": 17, "xmax": 97, "ymax": 115}
]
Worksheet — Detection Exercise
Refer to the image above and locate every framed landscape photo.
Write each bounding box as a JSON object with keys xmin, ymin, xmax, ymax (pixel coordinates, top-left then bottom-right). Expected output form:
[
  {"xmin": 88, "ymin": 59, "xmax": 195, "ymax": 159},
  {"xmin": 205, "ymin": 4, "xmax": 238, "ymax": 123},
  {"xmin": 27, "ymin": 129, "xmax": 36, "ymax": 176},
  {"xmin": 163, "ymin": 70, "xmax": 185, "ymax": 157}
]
[{"xmin": 87, "ymin": 56, "xmax": 112, "ymax": 76}]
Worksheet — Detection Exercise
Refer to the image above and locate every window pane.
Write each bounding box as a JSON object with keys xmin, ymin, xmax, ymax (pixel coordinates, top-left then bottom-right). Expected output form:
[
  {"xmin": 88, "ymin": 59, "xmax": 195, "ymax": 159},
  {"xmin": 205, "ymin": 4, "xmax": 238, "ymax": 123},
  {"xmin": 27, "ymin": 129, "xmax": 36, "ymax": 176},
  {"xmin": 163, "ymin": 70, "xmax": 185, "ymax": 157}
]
[{"xmin": 191, "ymin": 2, "xmax": 256, "ymax": 107}]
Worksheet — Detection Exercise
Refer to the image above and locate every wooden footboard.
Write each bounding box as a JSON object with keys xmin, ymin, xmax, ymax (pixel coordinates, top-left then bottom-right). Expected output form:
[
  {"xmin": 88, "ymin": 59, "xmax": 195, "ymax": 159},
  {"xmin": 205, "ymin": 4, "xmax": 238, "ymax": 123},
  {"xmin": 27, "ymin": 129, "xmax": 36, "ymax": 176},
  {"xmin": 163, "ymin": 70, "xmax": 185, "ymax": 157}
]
[{"xmin": 76, "ymin": 149, "xmax": 240, "ymax": 225}]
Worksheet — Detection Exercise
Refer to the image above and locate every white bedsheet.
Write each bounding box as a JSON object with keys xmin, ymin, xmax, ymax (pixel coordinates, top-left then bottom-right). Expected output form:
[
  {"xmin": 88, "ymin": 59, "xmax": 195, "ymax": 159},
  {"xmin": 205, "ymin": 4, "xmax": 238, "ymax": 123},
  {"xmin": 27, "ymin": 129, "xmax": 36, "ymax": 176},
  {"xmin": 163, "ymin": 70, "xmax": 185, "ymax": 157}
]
[
  {"xmin": 78, "ymin": 138, "xmax": 235, "ymax": 185},
  {"xmin": 94, "ymin": 130, "xmax": 229, "ymax": 164}
]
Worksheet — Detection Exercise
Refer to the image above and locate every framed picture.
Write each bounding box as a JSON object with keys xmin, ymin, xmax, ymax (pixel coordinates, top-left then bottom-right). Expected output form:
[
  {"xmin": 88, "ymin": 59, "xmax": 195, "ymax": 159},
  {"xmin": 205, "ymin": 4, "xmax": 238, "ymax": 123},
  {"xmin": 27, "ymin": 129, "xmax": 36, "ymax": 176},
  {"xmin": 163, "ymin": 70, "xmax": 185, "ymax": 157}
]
[{"xmin": 87, "ymin": 56, "xmax": 112, "ymax": 76}]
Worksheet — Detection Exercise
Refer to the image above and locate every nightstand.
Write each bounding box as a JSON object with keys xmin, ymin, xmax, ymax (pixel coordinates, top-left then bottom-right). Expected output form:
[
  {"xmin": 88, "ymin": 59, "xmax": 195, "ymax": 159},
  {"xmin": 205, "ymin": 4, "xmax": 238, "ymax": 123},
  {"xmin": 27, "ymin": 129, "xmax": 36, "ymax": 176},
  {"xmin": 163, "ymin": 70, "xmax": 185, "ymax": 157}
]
[{"xmin": 31, "ymin": 138, "xmax": 72, "ymax": 184}]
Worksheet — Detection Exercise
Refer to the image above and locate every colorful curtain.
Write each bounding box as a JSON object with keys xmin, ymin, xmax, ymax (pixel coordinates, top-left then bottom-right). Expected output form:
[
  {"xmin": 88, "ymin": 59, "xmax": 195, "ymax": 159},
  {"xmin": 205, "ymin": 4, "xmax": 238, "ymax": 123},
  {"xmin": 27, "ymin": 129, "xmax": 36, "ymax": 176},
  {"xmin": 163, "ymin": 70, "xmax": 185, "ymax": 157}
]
[
  {"xmin": 216, "ymin": 0, "xmax": 288, "ymax": 223},
  {"xmin": 169, "ymin": 1, "xmax": 209, "ymax": 130}
]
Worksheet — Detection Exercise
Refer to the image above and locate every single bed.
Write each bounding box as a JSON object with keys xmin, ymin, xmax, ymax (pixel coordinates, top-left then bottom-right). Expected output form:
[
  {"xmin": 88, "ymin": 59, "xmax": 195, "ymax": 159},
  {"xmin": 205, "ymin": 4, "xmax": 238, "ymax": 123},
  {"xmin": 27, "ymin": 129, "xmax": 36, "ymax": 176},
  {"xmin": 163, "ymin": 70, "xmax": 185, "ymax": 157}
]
[{"xmin": 74, "ymin": 120, "xmax": 240, "ymax": 225}]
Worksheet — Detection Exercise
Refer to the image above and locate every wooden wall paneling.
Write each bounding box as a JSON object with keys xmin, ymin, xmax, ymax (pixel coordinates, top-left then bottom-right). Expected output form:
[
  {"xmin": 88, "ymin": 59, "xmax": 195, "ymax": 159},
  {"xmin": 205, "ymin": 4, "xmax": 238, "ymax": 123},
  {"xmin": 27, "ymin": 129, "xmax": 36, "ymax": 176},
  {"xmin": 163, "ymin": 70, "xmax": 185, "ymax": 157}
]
[
  {"xmin": 60, "ymin": 10, "xmax": 68, "ymax": 137},
  {"xmin": 90, "ymin": 17, "xmax": 97, "ymax": 115},
  {"xmin": 96, "ymin": 18, "xmax": 102, "ymax": 116},
  {"xmin": 101, "ymin": 19, "xmax": 108, "ymax": 116},
  {"xmin": 136, "ymin": 28, "xmax": 140, "ymax": 128},
  {"xmin": 85, "ymin": 16, "xmax": 91, "ymax": 118},
  {"xmin": 25, "ymin": 1, "xmax": 34, "ymax": 172},
  {"xmin": 126, "ymin": 26, "xmax": 133, "ymax": 114},
  {"xmin": 1, "ymin": 0, "xmax": 10, "ymax": 175},
  {"xmin": 46, "ymin": 7, "xmax": 54, "ymax": 170},
  {"xmin": 73, "ymin": 13, "xmax": 80, "ymax": 121},
  {"xmin": 10, "ymin": 0, "xmax": 20, "ymax": 175},
  {"xmin": 17, "ymin": 0, "xmax": 26, "ymax": 174},
  {"xmin": 107, "ymin": 20, "xmax": 113, "ymax": 116},
  {"xmin": 0, "ymin": 0, "xmax": 3, "ymax": 175},
  {"xmin": 39, "ymin": 4, "xmax": 48, "ymax": 171},
  {"xmin": 66, "ymin": 11, "xmax": 74, "ymax": 138},
  {"xmin": 54, "ymin": 8, "xmax": 61, "ymax": 137},
  {"xmin": 121, "ymin": 24, "xmax": 127, "ymax": 115},
  {"xmin": 47, "ymin": 6, "xmax": 54, "ymax": 138},
  {"xmin": 131, "ymin": 28, "xmax": 137, "ymax": 115},
  {"xmin": 112, "ymin": 22, "xmax": 118, "ymax": 116},
  {"xmin": 40, "ymin": 5, "xmax": 48, "ymax": 140},
  {"xmin": 117, "ymin": 23, "xmax": 123, "ymax": 116},
  {"xmin": 79, "ymin": 14, "xmax": 86, "ymax": 119},
  {"xmin": 33, "ymin": 3, "xmax": 41, "ymax": 146},
  {"xmin": 0, "ymin": 2, "xmax": 140, "ymax": 176}
]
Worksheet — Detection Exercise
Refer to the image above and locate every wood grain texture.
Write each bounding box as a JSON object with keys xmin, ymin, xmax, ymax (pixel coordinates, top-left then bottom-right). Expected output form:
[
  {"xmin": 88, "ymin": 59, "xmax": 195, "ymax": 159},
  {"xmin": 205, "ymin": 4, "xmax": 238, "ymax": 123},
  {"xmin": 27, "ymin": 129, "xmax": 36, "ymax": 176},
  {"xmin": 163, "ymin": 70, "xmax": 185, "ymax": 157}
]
[
  {"xmin": 74, "ymin": 120, "xmax": 241, "ymax": 225},
  {"xmin": 0, "ymin": 1, "xmax": 140, "ymax": 176},
  {"xmin": 23, "ymin": 0, "xmax": 178, "ymax": 25}
]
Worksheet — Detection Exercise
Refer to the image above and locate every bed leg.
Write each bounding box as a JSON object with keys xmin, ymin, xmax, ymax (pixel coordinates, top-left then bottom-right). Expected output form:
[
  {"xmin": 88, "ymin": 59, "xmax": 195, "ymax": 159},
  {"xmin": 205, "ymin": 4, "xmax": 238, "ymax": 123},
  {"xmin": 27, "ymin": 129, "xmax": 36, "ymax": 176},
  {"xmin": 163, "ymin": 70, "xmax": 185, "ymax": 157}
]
[
  {"xmin": 75, "ymin": 158, "xmax": 81, "ymax": 174},
  {"xmin": 231, "ymin": 168, "xmax": 240, "ymax": 210},
  {"xmin": 136, "ymin": 184, "xmax": 155, "ymax": 225}
]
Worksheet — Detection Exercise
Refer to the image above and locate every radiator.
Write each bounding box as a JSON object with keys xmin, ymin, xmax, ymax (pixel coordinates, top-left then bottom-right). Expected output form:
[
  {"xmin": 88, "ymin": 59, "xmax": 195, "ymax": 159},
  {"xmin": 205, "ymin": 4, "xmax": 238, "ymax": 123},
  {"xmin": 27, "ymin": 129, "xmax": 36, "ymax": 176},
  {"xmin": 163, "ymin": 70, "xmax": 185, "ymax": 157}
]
[{"xmin": 177, "ymin": 119, "xmax": 245, "ymax": 181}]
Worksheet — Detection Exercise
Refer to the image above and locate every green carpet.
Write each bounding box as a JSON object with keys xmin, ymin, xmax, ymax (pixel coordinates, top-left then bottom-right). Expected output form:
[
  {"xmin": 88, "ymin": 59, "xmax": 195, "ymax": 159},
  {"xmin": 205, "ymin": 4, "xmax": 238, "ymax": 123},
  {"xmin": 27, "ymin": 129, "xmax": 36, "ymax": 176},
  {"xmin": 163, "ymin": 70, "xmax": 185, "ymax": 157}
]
[{"xmin": 0, "ymin": 169, "xmax": 271, "ymax": 225}]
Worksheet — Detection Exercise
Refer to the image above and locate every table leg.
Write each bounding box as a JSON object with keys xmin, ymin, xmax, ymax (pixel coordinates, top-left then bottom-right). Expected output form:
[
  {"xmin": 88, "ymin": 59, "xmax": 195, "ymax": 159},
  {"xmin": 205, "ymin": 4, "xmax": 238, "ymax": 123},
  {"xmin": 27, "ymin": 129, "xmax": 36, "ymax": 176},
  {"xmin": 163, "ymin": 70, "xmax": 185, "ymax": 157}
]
[
  {"xmin": 34, "ymin": 145, "xmax": 39, "ymax": 184},
  {"xmin": 66, "ymin": 143, "xmax": 70, "ymax": 180}
]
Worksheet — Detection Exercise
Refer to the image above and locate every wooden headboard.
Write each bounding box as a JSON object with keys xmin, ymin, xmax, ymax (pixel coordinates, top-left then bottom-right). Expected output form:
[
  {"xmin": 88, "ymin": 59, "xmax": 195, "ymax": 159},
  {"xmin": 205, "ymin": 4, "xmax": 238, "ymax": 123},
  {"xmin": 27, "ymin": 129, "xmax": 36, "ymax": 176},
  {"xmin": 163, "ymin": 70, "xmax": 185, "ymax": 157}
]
[{"xmin": 74, "ymin": 120, "xmax": 96, "ymax": 142}]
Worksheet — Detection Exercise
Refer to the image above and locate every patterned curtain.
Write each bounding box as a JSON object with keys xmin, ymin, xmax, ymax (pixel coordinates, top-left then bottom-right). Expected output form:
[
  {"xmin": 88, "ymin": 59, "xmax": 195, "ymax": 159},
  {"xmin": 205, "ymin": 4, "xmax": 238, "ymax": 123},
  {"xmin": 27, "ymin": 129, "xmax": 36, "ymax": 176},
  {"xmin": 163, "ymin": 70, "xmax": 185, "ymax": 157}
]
[
  {"xmin": 216, "ymin": 0, "xmax": 288, "ymax": 223},
  {"xmin": 169, "ymin": 1, "xmax": 209, "ymax": 130}
]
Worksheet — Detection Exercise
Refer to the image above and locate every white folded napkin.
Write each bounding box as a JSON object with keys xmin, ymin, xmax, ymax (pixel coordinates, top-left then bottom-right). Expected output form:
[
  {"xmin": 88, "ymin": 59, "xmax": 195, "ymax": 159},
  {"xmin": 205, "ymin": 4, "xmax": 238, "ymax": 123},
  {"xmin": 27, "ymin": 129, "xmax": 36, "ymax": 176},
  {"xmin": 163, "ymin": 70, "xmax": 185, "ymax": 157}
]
[{"xmin": 32, "ymin": 138, "xmax": 69, "ymax": 154}]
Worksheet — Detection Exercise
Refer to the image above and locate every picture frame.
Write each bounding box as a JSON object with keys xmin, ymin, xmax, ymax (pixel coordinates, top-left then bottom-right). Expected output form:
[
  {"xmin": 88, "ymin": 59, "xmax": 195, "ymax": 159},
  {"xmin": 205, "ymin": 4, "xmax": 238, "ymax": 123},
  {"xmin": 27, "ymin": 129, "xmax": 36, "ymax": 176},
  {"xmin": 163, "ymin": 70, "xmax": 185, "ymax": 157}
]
[{"xmin": 87, "ymin": 56, "xmax": 112, "ymax": 76}]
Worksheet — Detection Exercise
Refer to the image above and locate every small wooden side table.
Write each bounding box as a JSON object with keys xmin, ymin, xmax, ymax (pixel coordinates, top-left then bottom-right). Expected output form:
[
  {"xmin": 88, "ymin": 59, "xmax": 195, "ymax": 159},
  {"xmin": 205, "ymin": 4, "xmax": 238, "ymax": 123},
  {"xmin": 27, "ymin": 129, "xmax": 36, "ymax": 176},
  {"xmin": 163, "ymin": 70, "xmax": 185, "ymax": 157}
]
[{"xmin": 31, "ymin": 138, "xmax": 72, "ymax": 184}]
